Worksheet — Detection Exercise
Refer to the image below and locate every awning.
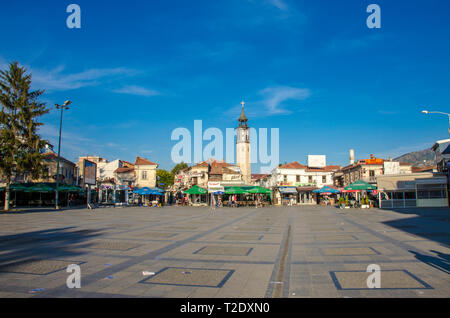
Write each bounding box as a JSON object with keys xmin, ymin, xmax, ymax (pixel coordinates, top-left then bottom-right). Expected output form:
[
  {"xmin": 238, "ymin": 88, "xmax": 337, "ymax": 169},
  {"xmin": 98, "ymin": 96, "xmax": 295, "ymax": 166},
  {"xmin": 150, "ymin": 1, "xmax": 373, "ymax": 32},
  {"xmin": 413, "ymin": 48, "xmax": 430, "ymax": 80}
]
[
  {"xmin": 247, "ymin": 186, "xmax": 272, "ymax": 194},
  {"xmin": 133, "ymin": 187, "xmax": 163, "ymax": 196},
  {"xmin": 224, "ymin": 186, "xmax": 246, "ymax": 194},
  {"xmin": 278, "ymin": 187, "xmax": 298, "ymax": 194},
  {"xmin": 344, "ymin": 180, "xmax": 377, "ymax": 191},
  {"xmin": 313, "ymin": 186, "xmax": 341, "ymax": 194},
  {"xmin": 297, "ymin": 186, "xmax": 319, "ymax": 192},
  {"xmin": 184, "ymin": 185, "xmax": 207, "ymax": 195},
  {"xmin": 25, "ymin": 184, "xmax": 54, "ymax": 193}
]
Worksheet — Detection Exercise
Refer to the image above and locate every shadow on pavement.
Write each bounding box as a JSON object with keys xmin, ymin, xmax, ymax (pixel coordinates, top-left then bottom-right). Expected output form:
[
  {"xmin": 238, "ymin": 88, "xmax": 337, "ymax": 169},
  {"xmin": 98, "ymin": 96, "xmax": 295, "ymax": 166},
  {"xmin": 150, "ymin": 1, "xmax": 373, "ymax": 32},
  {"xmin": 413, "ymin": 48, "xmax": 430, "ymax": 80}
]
[
  {"xmin": 0, "ymin": 227, "xmax": 104, "ymax": 268},
  {"xmin": 382, "ymin": 207, "xmax": 450, "ymax": 246},
  {"xmin": 409, "ymin": 250, "xmax": 450, "ymax": 275},
  {"xmin": 0, "ymin": 206, "xmax": 87, "ymax": 215}
]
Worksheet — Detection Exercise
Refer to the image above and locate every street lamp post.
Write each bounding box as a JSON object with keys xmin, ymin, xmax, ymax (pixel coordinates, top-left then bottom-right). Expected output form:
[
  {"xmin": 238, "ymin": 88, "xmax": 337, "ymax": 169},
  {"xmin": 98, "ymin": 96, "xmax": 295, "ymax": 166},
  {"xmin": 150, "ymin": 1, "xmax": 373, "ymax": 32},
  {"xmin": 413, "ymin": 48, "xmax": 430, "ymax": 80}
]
[
  {"xmin": 55, "ymin": 100, "xmax": 72, "ymax": 210},
  {"xmin": 422, "ymin": 110, "xmax": 450, "ymax": 134}
]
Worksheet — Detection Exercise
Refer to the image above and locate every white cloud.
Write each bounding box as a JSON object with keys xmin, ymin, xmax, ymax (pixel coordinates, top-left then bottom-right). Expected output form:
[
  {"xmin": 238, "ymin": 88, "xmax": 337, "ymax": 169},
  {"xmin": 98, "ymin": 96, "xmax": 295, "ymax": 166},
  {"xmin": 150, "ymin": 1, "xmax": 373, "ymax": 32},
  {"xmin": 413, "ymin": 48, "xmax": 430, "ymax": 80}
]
[
  {"xmin": 113, "ymin": 85, "xmax": 160, "ymax": 97},
  {"xmin": 260, "ymin": 86, "xmax": 311, "ymax": 115},
  {"xmin": 30, "ymin": 66, "xmax": 139, "ymax": 91},
  {"xmin": 267, "ymin": 0, "xmax": 288, "ymax": 11}
]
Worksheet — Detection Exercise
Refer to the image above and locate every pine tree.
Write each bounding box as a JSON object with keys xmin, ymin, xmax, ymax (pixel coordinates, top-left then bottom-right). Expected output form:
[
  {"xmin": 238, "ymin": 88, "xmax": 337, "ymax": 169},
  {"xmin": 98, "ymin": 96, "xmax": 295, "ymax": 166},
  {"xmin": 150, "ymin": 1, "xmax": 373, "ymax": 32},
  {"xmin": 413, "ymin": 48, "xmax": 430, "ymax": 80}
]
[{"xmin": 0, "ymin": 62, "xmax": 49, "ymax": 211}]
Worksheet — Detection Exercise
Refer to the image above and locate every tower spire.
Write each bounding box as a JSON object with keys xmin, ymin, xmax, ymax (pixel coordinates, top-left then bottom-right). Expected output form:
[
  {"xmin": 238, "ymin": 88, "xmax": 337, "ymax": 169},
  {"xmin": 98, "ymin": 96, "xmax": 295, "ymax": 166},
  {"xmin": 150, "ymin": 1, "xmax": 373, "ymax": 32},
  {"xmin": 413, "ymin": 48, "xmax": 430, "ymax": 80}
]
[{"xmin": 238, "ymin": 100, "xmax": 248, "ymax": 127}]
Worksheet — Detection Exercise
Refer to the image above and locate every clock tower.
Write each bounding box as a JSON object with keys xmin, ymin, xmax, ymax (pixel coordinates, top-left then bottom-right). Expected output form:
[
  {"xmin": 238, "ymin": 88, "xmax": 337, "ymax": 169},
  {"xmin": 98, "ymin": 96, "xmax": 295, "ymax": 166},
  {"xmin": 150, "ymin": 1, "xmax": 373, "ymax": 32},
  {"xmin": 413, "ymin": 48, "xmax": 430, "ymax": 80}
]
[{"xmin": 236, "ymin": 101, "xmax": 251, "ymax": 184}]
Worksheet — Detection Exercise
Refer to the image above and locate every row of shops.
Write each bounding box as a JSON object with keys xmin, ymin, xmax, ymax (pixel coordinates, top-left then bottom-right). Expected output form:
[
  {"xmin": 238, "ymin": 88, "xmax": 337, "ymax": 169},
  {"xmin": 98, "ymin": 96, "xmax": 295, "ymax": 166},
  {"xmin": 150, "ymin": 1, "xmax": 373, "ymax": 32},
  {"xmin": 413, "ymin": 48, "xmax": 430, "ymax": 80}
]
[
  {"xmin": 3, "ymin": 172, "xmax": 448, "ymax": 210},
  {"xmin": 0, "ymin": 183, "xmax": 90, "ymax": 207},
  {"xmin": 177, "ymin": 185, "xmax": 272, "ymax": 207},
  {"xmin": 272, "ymin": 180, "xmax": 379, "ymax": 207},
  {"xmin": 0, "ymin": 183, "xmax": 167, "ymax": 208},
  {"xmin": 98, "ymin": 185, "xmax": 166, "ymax": 206}
]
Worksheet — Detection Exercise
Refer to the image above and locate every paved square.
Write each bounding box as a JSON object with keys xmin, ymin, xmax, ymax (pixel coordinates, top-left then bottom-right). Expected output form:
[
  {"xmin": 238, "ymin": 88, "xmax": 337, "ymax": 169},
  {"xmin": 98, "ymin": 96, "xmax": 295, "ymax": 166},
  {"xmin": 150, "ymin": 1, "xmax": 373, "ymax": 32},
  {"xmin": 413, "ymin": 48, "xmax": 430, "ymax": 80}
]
[
  {"xmin": 87, "ymin": 240, "xmax": 142, "ymax": 251},
  {"xmin": 330, "ymin": 270, "xmax": 432, "ymax": 290},
  {"xmin": 194, "ymin": 246, "xmax": 253, "ymax": 256},
  {"xmin": 140, "ymin": 267, "xmax": 234, "ymax": 288},
  {"xmin": 321, "ymin": 247, "xmax": 379, "ymax": 256},
  {"xmin": 0, "ymin": 205, "xmax": 449, "ymax": 298},
  {"xmin": 221, "ymin": 234, "xmax": 263, "ymax": 241},
  {"xmin": 0, "ymin": 259, "xmax": 83, "ymax": 275}
]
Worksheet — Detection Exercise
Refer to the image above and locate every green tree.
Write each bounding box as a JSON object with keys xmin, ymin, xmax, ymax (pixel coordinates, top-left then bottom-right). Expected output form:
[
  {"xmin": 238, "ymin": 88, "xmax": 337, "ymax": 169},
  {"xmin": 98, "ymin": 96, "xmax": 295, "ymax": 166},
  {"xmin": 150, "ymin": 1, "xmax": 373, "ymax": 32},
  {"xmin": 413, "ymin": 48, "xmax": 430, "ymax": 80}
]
[
  {"xmin": 0, "ymin": 62, "xmax": 49, "ymax": 211},
  {"xmin": 156, "ymin": 169, "xmax": 174, "ymax": 189},
  {"xmin": 171, "ymin": 162, "xmax": 188, "ymax": 176}
]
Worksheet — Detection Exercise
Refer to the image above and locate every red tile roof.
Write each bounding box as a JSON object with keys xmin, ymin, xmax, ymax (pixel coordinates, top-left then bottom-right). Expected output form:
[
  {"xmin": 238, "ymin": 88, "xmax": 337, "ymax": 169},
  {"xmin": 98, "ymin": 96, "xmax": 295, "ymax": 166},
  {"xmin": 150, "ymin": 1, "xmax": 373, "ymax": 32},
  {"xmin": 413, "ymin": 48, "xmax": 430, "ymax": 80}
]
[
  {"xmin": 279, "ymin": 161, "xmax": 307, "ymax": 169},
  {"xmin": 114, "ymin": 167, "xmax": 135, "ymax": 174},
  {"xmin": 134, "ymin": 156, "xmax": 158, "ymax": 166},
  {"xmin": 41, "ymin": 152, "xmax": 75, "ymax": 166},
  {"xmin": 252, "ymin": 174, "xmax": 269, "ymax": 180},
  {"xmin": 209, "ymin": 161, "xmax": 235, "ymax": 175},
  {"xmin": 121, "ymin": 160, "xmax": 135, "ymax": 168},
  {"xmin": 192, "ymin": 161, "xmax": 209, "ymax": 168},
  {"xmin": 412, "ymin": 166, "xmax": 435, "ymax": 173},
  {"xmin": 306, "ymin": 165, "xmax": 341, "ymax": 172}
]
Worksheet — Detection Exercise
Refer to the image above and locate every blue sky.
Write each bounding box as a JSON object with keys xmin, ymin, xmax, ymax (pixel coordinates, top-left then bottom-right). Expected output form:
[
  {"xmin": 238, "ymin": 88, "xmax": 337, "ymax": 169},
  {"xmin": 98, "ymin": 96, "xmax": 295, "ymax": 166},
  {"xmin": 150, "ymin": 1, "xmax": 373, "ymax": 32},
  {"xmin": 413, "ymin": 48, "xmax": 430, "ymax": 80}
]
[{"xmin": 1, "ymin": 0, "xmax": 449, "ymax": 171}]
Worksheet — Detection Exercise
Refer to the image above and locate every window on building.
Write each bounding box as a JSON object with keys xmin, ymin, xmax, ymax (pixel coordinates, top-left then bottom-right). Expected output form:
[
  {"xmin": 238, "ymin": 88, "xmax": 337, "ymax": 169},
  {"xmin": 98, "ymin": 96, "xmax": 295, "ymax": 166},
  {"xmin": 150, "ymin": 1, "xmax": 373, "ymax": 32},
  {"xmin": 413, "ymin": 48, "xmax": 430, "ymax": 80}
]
[
  {"xmin": 322, "ymin": 176, "xmax": 326, "ymax": 183},
  {"xmin": 405, "ymin": 192, "xmax": 416, "ymax": 200},
  {"xmin": 308, "ymin": 176, "xmax": 313, "ymax": 183},
  {"xmin": 142, "ymin": 171, "xmax": 147, "ymax": 180},
  {"xmin": 284, "ymin": 175, "xmax": 287, "ymax": 182},
  {"xmin": 393, "ymin": 192, "xmax": 404, "ymax": 200},
  {"xmin": 417, "ymin": 184, "xmax": 447, "ymax": 199},
  {"xmin": 369, "ymin": 170, "xmax": 375, "ymax": 177},
  {"xmin": 296, "ymin": 175, "xmax": 300, "ymax": 182}
]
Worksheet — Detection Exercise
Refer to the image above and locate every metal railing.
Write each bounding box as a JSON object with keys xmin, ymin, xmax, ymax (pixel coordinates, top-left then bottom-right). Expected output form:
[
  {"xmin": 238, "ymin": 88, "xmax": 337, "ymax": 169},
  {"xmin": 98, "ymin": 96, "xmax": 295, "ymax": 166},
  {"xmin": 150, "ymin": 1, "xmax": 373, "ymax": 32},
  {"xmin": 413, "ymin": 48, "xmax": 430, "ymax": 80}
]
[{"xmin": 380, "ymin": 199, "xmax": 416, "ymax": 209}]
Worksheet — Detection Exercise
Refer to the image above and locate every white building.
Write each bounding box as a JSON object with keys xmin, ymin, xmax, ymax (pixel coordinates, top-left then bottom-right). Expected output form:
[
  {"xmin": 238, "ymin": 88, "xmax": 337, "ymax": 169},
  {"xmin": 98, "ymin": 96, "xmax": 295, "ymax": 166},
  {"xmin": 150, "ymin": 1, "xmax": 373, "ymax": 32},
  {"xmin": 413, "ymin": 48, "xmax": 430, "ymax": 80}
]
[{"xmin": 269, "ymin": 156, "xmax": 340, "ymax": 205}]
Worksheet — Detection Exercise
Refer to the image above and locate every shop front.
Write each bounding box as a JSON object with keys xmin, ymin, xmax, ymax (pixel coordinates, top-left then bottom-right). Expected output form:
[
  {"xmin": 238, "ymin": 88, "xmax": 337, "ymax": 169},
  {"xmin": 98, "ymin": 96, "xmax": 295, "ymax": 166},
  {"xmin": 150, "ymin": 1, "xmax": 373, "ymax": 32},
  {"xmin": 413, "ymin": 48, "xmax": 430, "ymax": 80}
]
[
  {"xmin": 296, "ymin": 186, "xmax": 318, "ymax": 205},
  {"xmin": 275, "ymin": 186, "xmax": 298, "ymax": 206},
  {"xmin": 377, "ymin": 173, "xmax": 448, "ymax": 209},
  {"xmin": 184, "ymin": 185, "xmax": 208, "ymax": 206}
]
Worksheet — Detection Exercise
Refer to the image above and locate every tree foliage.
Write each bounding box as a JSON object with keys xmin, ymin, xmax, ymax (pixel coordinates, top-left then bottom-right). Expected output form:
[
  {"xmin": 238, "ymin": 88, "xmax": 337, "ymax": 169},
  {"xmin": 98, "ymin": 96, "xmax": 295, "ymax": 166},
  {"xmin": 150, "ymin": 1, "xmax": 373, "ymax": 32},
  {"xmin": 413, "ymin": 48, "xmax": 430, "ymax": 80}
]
[
  {"xmin": 171, "ymin": 162, "xmax": 188, "ymax": 176},
  {"xmin": 156, "ymin": 169, "xmax": 174, "ymax": 189},
  {"xmin": 0, "ymin": 62, "xmax": 49, "ymax": 210}
]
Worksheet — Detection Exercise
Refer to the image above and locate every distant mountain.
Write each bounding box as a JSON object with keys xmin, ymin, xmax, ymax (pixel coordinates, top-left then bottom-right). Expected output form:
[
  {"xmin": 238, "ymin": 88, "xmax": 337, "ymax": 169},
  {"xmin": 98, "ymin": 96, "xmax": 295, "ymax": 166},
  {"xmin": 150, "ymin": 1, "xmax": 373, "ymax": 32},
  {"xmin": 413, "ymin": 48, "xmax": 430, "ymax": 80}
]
[{"xmin": 394, "ymin": 149, "xmax": 435, "ymax": 167}]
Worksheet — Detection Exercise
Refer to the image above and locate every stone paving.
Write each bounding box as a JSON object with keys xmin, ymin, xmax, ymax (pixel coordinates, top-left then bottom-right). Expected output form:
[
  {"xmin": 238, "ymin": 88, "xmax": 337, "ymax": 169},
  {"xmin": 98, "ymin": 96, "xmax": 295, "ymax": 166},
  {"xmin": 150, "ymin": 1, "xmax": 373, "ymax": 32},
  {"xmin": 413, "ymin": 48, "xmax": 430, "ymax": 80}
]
[{"xmin": 0, "ymin": 205, "xmax": 449, "ymax": 298}]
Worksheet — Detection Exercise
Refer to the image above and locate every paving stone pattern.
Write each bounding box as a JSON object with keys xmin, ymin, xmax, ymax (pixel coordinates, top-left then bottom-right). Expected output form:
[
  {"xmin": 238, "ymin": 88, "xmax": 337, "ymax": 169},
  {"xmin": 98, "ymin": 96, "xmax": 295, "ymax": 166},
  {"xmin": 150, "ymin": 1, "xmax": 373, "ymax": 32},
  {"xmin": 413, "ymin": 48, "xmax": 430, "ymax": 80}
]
[{"xmin": 0, "ymin": 205, "xmax": 449, "ymax": 298}]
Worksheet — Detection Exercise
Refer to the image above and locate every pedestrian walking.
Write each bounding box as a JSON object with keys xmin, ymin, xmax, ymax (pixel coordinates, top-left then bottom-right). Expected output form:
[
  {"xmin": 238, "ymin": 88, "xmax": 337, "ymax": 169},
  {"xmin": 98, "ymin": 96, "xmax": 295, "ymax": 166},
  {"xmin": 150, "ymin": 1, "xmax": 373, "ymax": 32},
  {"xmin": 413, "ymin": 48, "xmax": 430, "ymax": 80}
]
[{"xmin": 69, "ymin": 194, "xmax": 74, "ymax": 208}]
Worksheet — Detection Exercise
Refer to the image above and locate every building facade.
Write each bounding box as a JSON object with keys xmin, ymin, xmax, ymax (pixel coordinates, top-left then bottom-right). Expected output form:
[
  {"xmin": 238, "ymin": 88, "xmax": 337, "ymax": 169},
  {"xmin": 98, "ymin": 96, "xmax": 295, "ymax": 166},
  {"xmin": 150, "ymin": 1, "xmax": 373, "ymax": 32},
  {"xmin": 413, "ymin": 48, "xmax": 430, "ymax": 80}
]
[
  {"xmin": 269, "ymin": 158, "xmax": 340, "ymax": 205},
  {"xmin": 134, "ymin": 156, "xmax": 158, "ymax": 188},
  {"xmin": 377, "ymin": 172, "xmax": 448, "ymax": 208},
  {"xmin": 33, "ymin": 150, "xmax": 77, "ymax": 185},
  {"xmin": 335, "ymin": 154, "xmax": 413, "ymax": 187}
]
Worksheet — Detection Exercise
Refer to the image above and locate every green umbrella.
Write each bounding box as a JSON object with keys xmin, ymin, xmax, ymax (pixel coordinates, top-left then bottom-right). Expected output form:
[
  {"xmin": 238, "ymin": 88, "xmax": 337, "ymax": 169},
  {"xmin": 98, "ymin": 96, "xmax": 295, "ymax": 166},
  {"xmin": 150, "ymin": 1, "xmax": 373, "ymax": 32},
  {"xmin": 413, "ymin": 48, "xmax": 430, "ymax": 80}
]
[
  {"xmin": 184, "ymin": 185, "xmax": 207, "ymax": 195},
  {"xmin": 57, "ymin": 185, "xmax": 73, "ymax": 192},
  {"xmin": 0, "ymin": 184, "xmax": 29, "ymax": 191},
  {"xmin": 225, "ymin": 186, "xmax": 247, "ymax": 195},
  {"xmin": 247, "ymin": 186, "xmax": 272, "ymax": 194},
  {"xmin": 10, "ymin": 184, "xmax": 29, "ymax": 191},
  {"xmin": 25, "ymin": 184, "xmax": 54, "ymax": 193},
  {"xmin": 344, "ymin": 180, "xmax": 377, "ymax": 191}
]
